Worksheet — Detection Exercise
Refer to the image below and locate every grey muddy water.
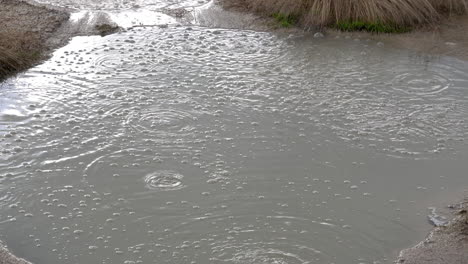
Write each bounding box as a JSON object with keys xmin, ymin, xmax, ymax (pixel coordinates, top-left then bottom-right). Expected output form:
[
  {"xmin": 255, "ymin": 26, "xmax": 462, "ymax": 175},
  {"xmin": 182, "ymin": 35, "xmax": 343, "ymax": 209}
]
[{"xmin": 2, "ymin": 1, "xmax": 468, "ymax": 264}]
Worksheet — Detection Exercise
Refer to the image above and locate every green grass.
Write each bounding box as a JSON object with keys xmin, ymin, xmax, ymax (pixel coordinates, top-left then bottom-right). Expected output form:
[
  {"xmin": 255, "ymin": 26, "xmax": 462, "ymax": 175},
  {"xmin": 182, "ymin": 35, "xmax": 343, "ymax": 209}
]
[
  {"xmin": 272, "ymin": 13, "xmax": 298, "ymax": 27},
  {"xmin": 335, "ymin": 21, "xmax": 411, "ymax": 33}
]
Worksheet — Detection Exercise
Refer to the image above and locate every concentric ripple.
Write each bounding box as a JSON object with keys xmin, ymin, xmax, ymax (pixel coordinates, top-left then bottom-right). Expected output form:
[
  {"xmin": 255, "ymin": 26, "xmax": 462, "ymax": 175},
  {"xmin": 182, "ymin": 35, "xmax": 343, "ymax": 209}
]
[
  {"xmin": 212, "ymin": 243, "xmax": 314, "ymax": 264},
  {"xmin": 392, "ymin": 71, "xmax": 451, "ymax": 96},
  {"xmin": 144, "ymin": 170, "xmax": 184, "ymax": 190},
  {"xmin": 125, "ymin": 108, "xmax": 198, "ymax": 135}
]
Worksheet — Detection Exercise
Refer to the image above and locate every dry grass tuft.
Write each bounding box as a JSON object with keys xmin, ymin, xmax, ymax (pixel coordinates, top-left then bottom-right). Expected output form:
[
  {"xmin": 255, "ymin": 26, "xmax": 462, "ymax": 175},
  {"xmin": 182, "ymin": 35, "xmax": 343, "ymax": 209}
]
[
  {"xmin": 0, "ymin": 31, "xmax": 43, "ymax": 80},
  {"xmin": 430, "ymin": 0, "xmax": 468, "ymax": 14},
  {"xmin": 241, "ymin": 0, "xmax": 468, "ymax": 27}
]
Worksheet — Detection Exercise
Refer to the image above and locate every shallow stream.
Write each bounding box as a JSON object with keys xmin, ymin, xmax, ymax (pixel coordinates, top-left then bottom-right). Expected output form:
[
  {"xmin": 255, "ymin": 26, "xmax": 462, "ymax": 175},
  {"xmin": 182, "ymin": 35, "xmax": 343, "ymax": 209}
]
[{"xmin": 1, "ymin": 1, "xmax": 468, "ymax": 264}]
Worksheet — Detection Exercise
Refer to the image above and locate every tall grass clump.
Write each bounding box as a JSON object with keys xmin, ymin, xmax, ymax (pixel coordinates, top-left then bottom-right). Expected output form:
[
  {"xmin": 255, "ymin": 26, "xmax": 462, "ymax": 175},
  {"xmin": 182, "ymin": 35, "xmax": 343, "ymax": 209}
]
[
  {"xmin": 335, "ymin": 21, "xmax": 411, "ymax": 33},
  {"xmin": 0, "ymin": 48, "xmax": 22, "ymax": 79},
  {"xmin": 0, "ymin": 32, "xmax": 42, "ymax": 80},
  {"xmin": 245, "ymin": 0, "xmax": 468, "ymax": 29}
]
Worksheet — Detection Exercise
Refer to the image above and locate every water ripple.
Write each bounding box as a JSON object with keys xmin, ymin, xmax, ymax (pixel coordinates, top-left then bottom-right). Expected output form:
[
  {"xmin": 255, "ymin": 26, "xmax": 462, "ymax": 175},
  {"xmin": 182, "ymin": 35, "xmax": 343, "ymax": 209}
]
[
  {"xmin": 392, "ymin": 70, "xmax": 451, "ymax": 96},
  {"xmin": 144, "ymin": 170, "xmax": 184, "ymax": 191}
]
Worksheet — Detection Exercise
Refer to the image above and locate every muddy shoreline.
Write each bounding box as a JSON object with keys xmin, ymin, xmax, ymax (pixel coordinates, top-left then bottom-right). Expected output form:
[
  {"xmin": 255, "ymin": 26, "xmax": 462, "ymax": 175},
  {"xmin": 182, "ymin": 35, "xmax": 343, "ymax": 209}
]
[
  {"xmin": 0, "ymin": 0, "xmax": 70, "ymax": 80},
  {"xmin": 397, "ymin": 200, "xmax": 468, "ymax": 264},
  {"xmin": 0, "ymin": 0, "xmax": 119, "ymax": 81}
]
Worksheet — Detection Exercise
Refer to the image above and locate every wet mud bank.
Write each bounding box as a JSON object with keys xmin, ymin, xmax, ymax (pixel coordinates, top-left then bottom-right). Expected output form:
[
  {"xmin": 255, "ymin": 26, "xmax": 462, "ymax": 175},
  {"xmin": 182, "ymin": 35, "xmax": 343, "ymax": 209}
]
[
  {"xmin": 397, "ymin": 200, "xmax": 468, "ymax": 264},
  {"xmin": 0, "ymin": 0, "xmax": 69, "ymax": 80}
]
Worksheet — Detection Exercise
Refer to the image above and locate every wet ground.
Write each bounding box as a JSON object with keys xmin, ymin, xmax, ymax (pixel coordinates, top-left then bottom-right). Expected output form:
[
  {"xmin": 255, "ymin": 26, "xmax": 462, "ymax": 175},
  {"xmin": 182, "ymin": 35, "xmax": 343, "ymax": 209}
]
[{"xmin": 1, "ymin": 1, "xmax": 468, "ymax": 264}]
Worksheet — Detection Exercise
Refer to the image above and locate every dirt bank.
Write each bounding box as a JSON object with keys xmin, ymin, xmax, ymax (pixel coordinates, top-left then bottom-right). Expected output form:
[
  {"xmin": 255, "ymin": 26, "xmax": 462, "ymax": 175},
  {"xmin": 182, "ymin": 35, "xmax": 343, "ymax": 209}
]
[
  {"xmin": 397, "ymin": 200, "xmax": 468, "ymax": 264},
  {"xmin": 0, "ymin": 0, "xmax": 69, "ymax": 81}
]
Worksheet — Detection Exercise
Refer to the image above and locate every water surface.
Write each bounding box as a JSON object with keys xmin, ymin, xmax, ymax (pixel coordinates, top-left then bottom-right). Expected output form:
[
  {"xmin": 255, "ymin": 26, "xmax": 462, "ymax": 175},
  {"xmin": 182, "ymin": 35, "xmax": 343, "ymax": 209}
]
[{"xmin": 1, "ymin": 4, "xmax": 468, "ymax": 264}]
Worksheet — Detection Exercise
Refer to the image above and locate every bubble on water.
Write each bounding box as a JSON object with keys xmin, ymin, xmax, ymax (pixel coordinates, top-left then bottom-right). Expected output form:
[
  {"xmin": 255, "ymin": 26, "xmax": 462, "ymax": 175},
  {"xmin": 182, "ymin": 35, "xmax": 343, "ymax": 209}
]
[
  {"xmin": 89, "ymin": 245, "xmax": 98, "ymax": 250},
  {"xmin": 144, "ymin": 171, "xmax": 185, "ymax": 191}
]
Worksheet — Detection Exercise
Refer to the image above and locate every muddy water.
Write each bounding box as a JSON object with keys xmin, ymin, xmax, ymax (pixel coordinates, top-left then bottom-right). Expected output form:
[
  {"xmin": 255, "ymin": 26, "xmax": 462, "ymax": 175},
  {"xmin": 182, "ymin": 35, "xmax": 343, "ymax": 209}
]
[{"xmin": 2, "ymin": 3, "xmax": 468, "ymax": 264}]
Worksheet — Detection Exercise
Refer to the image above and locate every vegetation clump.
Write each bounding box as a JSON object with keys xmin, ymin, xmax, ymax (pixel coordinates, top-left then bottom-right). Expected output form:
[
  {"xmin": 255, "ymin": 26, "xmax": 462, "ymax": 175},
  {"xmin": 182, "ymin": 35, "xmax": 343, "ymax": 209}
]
[
  {"xmin": 335, "ymin": 21, "xmax": 411, "ymax": 33},
  {"xmin": 232, "ymin": 0, "xmax": 468, "ymax": 32},
  {"xmin": 272, "ymin": 13, "xmax": 298, "ymax": 27},
  {"xmin": 0, "ymin": 32, "xmax": 43, "ymax": 81}
]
